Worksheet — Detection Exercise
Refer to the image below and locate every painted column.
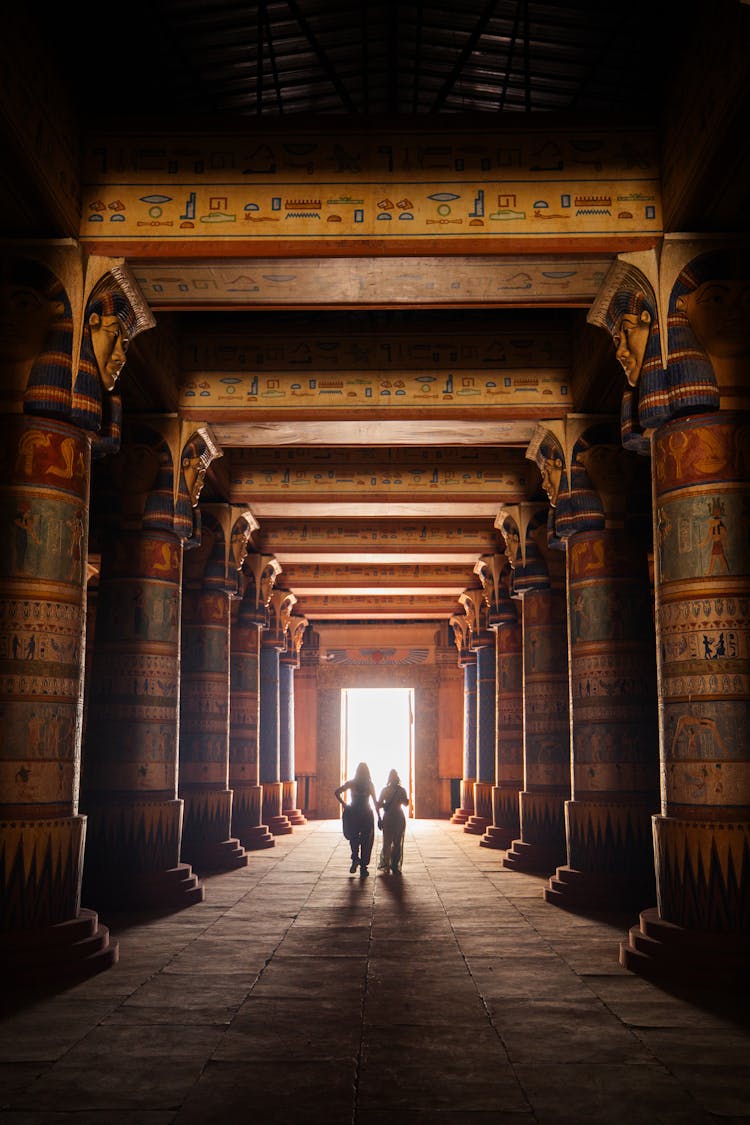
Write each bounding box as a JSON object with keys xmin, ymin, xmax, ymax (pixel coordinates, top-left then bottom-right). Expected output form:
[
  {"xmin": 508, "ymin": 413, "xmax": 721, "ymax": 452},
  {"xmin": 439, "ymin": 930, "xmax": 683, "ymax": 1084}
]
[
  {"xmin": 0, "ymin": 249, "xmax": 151, "ymax": 981},
  {"xmin": 497, "ymin": 505, "xmax": 571, "ymax": 874},
  {"xmin": 449, "ymin": 613, "xmax": 476, "ymax": 825},
  {"xmin": 528, "ymin": 420, "xmax": 660, "ymax": 911},
  {"xmin": 228, "ymin": 553, "xmax": 280, "ymax": 850},
  {"xmin": 590, "ymin": 242, "xmax": 750, "ymax": 986},
  {"xmin": 81, "ymin": 418, "xmax": 220, "ymax": 908},
  {"xmin": 459, "ymin": 587, "xmax": 494, "ymax": 836},
  {"xmin": 179, "ymin": 505, "xmax": 255, "ymax": 871},
  {"xmin": 475, "ymin": 555, "xmax": 523, "ymax": 850},
  {"xmin": 280, "ymin": 615, "xmax": 309, "ymax": 826},
  {"xmin": 259, "ymin": 586, "xmax": 297, "ymax": 835}
]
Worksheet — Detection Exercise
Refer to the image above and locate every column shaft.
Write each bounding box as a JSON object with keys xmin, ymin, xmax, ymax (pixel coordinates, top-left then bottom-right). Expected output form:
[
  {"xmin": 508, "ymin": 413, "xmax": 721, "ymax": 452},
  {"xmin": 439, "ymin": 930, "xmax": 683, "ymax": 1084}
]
[
  {"xmin": 450, "ymin": 658, "xmax": 477, "ymax": 824},
  {"xmin": 545, "ymin": 530, "xmax": 659, "ymax": 910},
  {"xmin": 466, "ymin": 645, "xmax": 494, "ymax": 834},
  {"xmin": 230, "ymin": 616, "xmax": 273, "ymax": 849},
  {"xmin": 81, "ymin": 528, "xmax": 203, "ymax": 907},
  {"xmin": 504, "ymin": 588, "xmax": 570, "ymax": 874},
  {"xmin": 179, "ymin": 586, "xmax": 248, "ymax": 871}
]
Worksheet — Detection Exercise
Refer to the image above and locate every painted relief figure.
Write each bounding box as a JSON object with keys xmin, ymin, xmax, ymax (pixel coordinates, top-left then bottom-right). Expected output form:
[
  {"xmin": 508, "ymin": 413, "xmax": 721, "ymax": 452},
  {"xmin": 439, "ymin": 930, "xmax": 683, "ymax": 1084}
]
[{"xmin": 700, "ymin": 499, "xmax": 730, "ymax": 575}]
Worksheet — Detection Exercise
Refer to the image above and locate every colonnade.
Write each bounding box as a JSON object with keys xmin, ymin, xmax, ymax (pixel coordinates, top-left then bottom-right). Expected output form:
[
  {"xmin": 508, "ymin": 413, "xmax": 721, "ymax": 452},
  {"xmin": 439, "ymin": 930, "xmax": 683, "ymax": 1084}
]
[
  {"xmin": 450, "ymin": 237, "xmax": 750, "ymax": 987},
  {"xmin": 0, "ymin": 247, "xmax": 307, "ymax": 983},
  {"xmin": 1, "ymin": 237, "xmax": 748, "ymax": 992}
]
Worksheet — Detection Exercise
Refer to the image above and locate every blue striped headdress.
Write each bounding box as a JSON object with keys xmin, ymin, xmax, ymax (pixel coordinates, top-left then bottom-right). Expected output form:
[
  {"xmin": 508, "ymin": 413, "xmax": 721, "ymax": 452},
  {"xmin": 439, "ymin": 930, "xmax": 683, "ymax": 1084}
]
[
  {"xmin": 666, "ymin": 249, "xmax": 747, "ymax": 418},
  {"xmin": 8, "ymin": 257, "xmax": 75, "ymax": 421}
]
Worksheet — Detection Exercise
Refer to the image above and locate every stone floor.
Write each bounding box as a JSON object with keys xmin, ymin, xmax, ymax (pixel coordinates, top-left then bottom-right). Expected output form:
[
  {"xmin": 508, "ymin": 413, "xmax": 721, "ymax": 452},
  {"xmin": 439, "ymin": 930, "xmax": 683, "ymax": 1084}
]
[{"xmin": 1, "ymin": 819, "xmax": 749, "ymax": 1124}]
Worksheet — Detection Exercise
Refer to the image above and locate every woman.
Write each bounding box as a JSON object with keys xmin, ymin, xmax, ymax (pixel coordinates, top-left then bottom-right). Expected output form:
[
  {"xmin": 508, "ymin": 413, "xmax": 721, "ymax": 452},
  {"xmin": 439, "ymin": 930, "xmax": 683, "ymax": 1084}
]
[
  {"xmin": 334, "ymin": 761, "xmax": 378, "ymax": 878},
  {"xmin": 377, "ymin": 769, "xmax": 409, "ymax": 874}
]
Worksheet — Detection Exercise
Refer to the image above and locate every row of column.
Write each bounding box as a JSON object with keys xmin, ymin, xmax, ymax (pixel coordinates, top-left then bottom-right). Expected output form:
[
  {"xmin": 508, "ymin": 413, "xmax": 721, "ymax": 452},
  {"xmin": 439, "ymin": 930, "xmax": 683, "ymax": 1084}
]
[
  {"xmin": 0, "ymin": 247, "xmax": 307, "ymax": 984},
  {"xmin": 451, "ymin": 238, "xmax": 749, "ymax": 988}
]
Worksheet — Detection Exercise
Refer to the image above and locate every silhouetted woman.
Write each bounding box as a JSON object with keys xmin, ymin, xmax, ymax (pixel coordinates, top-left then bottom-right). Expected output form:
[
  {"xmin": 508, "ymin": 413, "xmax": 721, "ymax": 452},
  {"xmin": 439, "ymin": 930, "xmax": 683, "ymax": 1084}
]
[
  {"xmin": 377, "ymin": 768, "xmax": 409, "ymax": 874},
  {"xmin": 335, "ymin": 761, "xmax": 378, "ymax": 878}
]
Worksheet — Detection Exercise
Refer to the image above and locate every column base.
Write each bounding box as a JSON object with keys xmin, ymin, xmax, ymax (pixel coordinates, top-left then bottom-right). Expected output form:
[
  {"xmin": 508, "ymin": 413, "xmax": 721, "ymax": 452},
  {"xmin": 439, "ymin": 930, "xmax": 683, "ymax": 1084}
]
[
  {"xmin": 0, "ymin": 908, "xmax": 118, "ymax": 989},
  {"xmin": 95, "ymin": 863, "xmax": 205, "ymax": 911},
  {"xmin": 284, "ymin": 809, "xmax": 308, "ymax": 825},
  {"xmin": 479, "ymin": 825, "xmax": 514, "ymax": 850},
  {"xmin": 239, "ymin": 824, "xmax": 276, "ymax": 850},
  {"xmin": 464, "ymin": 815, "xmax": 491, "ymax": 836},
  {"xmin": 503, "ymin": 838, "xmax": 561, "ymax": 876},
  {"xmin": 544, "ymin": 865, "xmax": 653, "ymax": 914},
  {"xmin": 620, "ymin": 907, "xmax": 750, "ymax": 991},
  {"xmin": 183, "ymin": 838, "xmax": 250, "ymax": 873},
  {"xmin": 450, "ymin": 807, "xmax": 472, "ymax": 825},
  {"xmin": 268, "ymin": 814, "xmax": 293, "ymax": 836}
]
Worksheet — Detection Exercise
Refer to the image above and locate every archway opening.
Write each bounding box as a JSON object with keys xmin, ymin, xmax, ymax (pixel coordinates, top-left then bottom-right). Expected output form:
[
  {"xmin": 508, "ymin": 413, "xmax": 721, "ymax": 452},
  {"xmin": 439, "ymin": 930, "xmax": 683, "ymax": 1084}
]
[{"xmin": 340, "ymin": 687, "xmax": 415, "ymax": 815}]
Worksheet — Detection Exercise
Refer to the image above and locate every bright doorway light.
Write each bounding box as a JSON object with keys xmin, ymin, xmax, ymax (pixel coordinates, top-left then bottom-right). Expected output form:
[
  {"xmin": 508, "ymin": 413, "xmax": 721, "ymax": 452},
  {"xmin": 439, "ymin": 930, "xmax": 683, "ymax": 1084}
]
[{"xmin": 341, "ymin": 688, "xmax": 414, "ymax": 814}]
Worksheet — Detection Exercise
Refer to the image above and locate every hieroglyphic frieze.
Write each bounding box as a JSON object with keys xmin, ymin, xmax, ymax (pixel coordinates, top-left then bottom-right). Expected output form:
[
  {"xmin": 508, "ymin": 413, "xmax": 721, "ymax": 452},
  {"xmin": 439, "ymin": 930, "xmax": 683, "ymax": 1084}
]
[
  {"xmin": 228, "ymin": 447, "xmax": 530, "ymax": 498},
  {"xmin": 137, "ymin": 255, "xmax": 610, "ymax": 309},
  {"xmin": 82, "ymin": 127, "xmax": 661, "ymax": 243}
]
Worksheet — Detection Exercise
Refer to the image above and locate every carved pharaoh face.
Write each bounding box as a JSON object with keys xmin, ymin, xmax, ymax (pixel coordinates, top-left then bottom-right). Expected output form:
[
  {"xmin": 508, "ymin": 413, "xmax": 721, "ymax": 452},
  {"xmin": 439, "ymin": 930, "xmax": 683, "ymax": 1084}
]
[
  {"xmin": 499, "ymin": 522, "xmax": 521, "ymax": 569},
  {"xmin": 89, "ymin": 312, "xmax": 129, "ymax": 390},
  {"xmin": 539, "ymin": 455, "xmax": 563, "ymax": 506},
  {"xmin": 612, "ymin": 308, "xmax": 651, "ymax": 386},
  {"xmin": 677, "ymin": 279, "xmax": 750, "ymax": 360},
  {"xmin": 182, "ymin": 453, "xmax": 207, "ymax": 506},
  {"xmin": 230, "ymin": 524, "xmax": 251, "ymax": 570},
  {"xmin": 0, "ymin": 283, "xmax": 63, "ymax": 363}
]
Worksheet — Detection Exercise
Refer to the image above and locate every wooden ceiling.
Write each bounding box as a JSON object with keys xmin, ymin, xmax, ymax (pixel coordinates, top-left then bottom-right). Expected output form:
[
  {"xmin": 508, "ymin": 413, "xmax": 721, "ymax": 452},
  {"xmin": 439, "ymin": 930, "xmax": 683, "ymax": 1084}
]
[{"xmin": 8, "ymin": 2, "xmax": 746, "ymax": 625}]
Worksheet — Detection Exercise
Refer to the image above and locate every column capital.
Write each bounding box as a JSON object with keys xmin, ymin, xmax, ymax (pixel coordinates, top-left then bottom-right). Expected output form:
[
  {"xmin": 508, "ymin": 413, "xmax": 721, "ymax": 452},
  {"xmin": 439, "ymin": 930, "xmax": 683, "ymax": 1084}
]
[
  {"xmin": 495, "ymin": 503, "xmax": 562, "ymax": 594},
  {"xmin": 262, "ymin": 586, "xmax": 297, "ymax": 649},
  {"xmin": 526, "ymin": 416, "xmax": 647, "ymax": 537},
  {"xmin": 239, "ymin": 552, "xmax": 282, "ymax": 625},
  {"xmin": 475, "ymin": 554, "xmax": 518, "ymax": 628},
  {"xmin": 1, "ymin": 246, "xmax": 154, "ymax": 446},
  {"xmin": 192, "ymin": 503, "xmax": 258, "ymax": 595},
  {"xmin": 449, "ymin": 612, "xmax": 475, "ymax": 667},
  {"xmin": 99, "ymin": 415, "xmax": 221, "ymax": 542},
  {"xmin": 280, "ymin": 614, "xmax": 309, "ymax": 668},
  {"xmin": 588, "ymin": 237, "xmax": 750, "ymax": 432}
]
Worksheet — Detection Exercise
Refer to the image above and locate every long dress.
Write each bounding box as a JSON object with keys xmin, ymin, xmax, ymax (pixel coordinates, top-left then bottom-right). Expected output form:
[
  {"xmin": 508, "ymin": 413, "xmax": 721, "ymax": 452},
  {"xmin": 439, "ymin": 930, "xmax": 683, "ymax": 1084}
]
[{"xmin": 378, "ymin": 783, "xmax": 408, "ymax": 873}]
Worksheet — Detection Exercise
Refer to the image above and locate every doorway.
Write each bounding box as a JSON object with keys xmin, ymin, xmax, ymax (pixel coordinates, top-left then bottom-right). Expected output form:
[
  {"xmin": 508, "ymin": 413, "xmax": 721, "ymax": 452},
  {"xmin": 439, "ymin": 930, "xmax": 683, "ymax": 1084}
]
[{"xmin": 340, "ymin": 688, "xmax": 415, "ymax": 815}]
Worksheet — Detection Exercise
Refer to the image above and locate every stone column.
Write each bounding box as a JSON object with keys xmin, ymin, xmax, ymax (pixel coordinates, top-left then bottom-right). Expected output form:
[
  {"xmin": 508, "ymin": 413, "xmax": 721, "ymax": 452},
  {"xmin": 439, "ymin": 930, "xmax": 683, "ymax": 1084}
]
[
  {"xmin": 459, "ymin": 587, "xmax": 494, "ymax": 836},
  {"xmin": 590, "ymin": 242, "xmax": 750, "ymax": 987},
  {"xmin": 81, "ymin": 417, "xmax": 220, "ymax": 908},
  {"xmin": 497, "ymin": 505, "xmax": 571, "ymax": 874},
  {"xmin": 474, "ymin": 556, "xmax": 523, "ymax": 850},
  {"xmin": 259, "ymin": 586, "xmax": 297, "ymax": 835},
  {"xmin": 280, "ymin": 615, "xmax": 309, "ymax": 826},
  {"xmin": 228, "ymin": 553, "xmax": 280, "ymax": 850},
  {"xmin": 528, "ymin": 420, "xmax": 660, "ymax": 911},
  {"xmin": 178, "ymin": 505, "xmax": 255, "ymax": 871},
  {"xmin": 0, "ymin": 250, "xmax": 153, "ymax": 981},
  {"xmin": 449, "ymin": 613, "xmax": 476, "ymax": 825}
]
